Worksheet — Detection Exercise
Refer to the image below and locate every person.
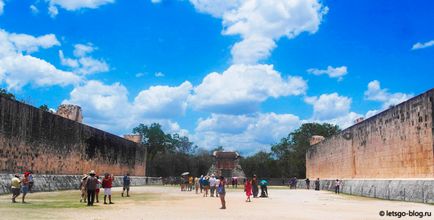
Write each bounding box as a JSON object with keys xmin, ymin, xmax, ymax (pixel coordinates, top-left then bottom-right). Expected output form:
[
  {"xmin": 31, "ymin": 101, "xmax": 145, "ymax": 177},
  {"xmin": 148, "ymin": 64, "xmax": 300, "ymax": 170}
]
[
  {"xmin": 244, "ymin": 178, "xmax": 252, "ymax": 202},
  {"xmin": 189, "ymin": 176, "xmax": 194, "ymax": 191},
  {"xmin": 80, "ymin": 174, "xmax": 88, "ymax": 203},
  {"xmin": 215, "ymin": 177, "xmax": 220, "ymax": 198},
  {"xmin": 234, "ymin": 177, "xmax": 238, "ymax": 188},
  {"xmin": 217, "ymin": 176, "xmax": 226, "ymax": 209},
  {"xmin": 294, "ymin": 177, "xmax": 298, "ymax": 189},
  {"xmin": 231, "ymin": 177, "xmax": 235, "ymax": 188},
  {"xmin": 305, "ymin": 178, "xmax": 311, "ymax": 190},
  {"xmin": 122, "ymin": 173, "xmax": 131, "ymax": 197},
  {"xmin": 315, "ymin": 178, "xmax": 320, "ymax": 191},
  {"xmin": 21, "ymin": 172, "xmax": 30, "ymax": 203},
  {"xmin": 203, "ymin": 176, "xmax": 210, "ymax": 197},
  {"xmin": 102, "ymin": 173, "xmax": 114, "ymax": 204},
  {"xmin": 95, "ymin": 175, "xmax": 101, "ymax": 203},
  {"xmin": 11, "ymin": 174, "xmax": 21, "ymax": 203},
  {"xmin": 86, "ymin": 170, "xmax": 98, "ymax": 206},
  {"xmin": 335, "ymin": 179, "xmax": 340, "ymax": 194},
  {"xmin": 28, "ymin": 172, "xmax": 34, "ymax": 193},
  {"xmin": 252, "ymin": 175, "xmax": 259, "ymax": 198},
  {"xmin": 194, "ymin": 177, "xmax": 200, "ymax": 194},
  {"xmin": 199, "ymin": 175, "xmax": 204, "ymax": 193},
  {"xmin": 209, "ymin": 174, "xmax": 217, "ymax": 197},
  {"xmin": 259, "ymin": 179, "xmax": 268, "ymax": 197}
]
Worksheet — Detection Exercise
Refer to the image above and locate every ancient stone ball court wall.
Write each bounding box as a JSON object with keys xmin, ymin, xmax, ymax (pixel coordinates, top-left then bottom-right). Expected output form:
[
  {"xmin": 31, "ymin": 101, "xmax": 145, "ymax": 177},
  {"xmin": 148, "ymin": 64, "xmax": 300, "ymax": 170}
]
[
  {"xmin": 0, "ymin": 97, "xmax": 146, "ymax": 176},
  {"xmin": 306, "ymin": 89, "xmax": 434, "ymax": 179}
]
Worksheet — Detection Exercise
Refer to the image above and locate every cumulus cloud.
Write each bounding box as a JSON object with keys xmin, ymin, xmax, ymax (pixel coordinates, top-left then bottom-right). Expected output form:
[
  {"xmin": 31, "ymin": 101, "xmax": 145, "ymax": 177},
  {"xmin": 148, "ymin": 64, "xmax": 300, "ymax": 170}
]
[
  {"xmin": 364, "ymin": 80, "xmax": 413, "ymax": 109},
  {"xmin": 48, "ymin": 0, "xmax": 114, "ymax": 17},
  {"xmin": 304, "ymin": 93, "xmax": 352, "ymax": 120},
  {"xmin": 0, "ymin": 29, "xmax": 80, "ymax": 90},
  {"xmin": 190, "ymin": 0, "xmax": 328, "ymax": 64},
  {"xmin": 412, "ymin": 40, "xmax": 434, "ymax": 50},
  {"xmin": 154, "ymin": 72, "xmax": 165, "ymax": 77},
  {"xmin": 63, "ymin": 80, "xmax": 192, "ymax": 135},
  {"xmin": 59, "ymin": 43, "xmax": 109, "ymax": 75},
  {"xmin": 189, "ymin": 64, "xmax": 307, "ymax": 114},
  {"xmin": 307, "ymin": 65, "xmax": 348, "ymax": 81},
  {"xmin": 193, "ymin": 112, "xmax": 301, "ymax": 153}
]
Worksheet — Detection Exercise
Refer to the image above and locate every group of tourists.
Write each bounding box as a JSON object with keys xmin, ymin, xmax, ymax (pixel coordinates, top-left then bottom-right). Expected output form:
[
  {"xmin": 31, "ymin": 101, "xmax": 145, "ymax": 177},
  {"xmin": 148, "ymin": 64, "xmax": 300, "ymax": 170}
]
[
  {"xmin": 304, "ymin": 177, "xmax": 341, "ymax": 193},
  {"xmin": 244, "ymin": 175, "xmax": 269, "ymax": 202},
  {"xmin": 10, "ymin": 171, "xmax": 34, "ymax": 203},
  {"xmin": 182, "ymin": 174, "xmax": 227, "ymax": 209}
]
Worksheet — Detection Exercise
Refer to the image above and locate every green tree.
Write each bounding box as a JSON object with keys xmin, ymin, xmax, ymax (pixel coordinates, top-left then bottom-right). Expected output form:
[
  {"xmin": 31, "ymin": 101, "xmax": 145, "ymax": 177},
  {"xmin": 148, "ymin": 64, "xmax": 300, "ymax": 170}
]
[
  {"xmin": 39, "ymin": 104, "xmax": 50, "ymax": 112},
  {"xmin": 0, "ymin": 88, "xmax": 15, "ymax": 100},
  {"xmin": 133, "ymin": 123, "xmax": 173, "ymax": 160}
]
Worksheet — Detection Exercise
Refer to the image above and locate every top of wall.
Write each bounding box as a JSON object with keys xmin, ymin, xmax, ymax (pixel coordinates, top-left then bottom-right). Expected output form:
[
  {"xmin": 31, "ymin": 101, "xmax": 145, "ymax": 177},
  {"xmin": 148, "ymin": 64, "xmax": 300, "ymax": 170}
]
[{"xmin": 310, "ymin": 88, "xmax": 434, "ymax": 148}]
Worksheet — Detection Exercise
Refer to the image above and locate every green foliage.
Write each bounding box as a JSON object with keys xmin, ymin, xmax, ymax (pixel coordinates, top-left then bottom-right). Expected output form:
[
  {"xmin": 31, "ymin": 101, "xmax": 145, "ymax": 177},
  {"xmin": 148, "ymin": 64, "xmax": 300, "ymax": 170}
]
[
  {"xmin": 0, "ymin": 88, "xmax": 16, "ymax": 100},
  {"xmin": 242, "ymin": 123, "xmax": 340, "ymax": 179},
  {"xmin": 39, "ymin": 104, "xmax": 50, "ymax": 112}
]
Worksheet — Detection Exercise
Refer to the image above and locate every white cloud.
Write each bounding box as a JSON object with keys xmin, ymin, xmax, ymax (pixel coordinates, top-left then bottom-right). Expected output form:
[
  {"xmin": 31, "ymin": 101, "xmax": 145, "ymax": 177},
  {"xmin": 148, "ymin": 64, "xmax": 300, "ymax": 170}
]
[
  {"xmin": 364, "ymin": 80, "xmax": 413, "ymax": 109},
  {"xmin": 0, "ymin": 0, "xmax": 4, "ymax": 15},
  {"xmin": 30, "ymin": 5, "xmax": 39, "ymax": 14},
  {"xmin": 47, "ymin": 0, "xmax": 114, "ymax": 17},
  {"xmin": 193, "ymin": 112, "xmax": 301, "ymax": 153},
  {"xmin": 304, "ymin": 93, "xmax": 352, "ymax": 120},
  {"xmin": 134, "ymin": 81, "xmax": 193, "ymax": 118},
  {"xmin": 59, "ymin": 43, "xmax": 109, "ymax": 75},
  {"xmin": 189, "ymin": 64, "xmax": 307, "ymax": 114},
  {"xmin": 307, "ymin": 65, "xmax": 348, "ymax": 81},
  {"xmin": 190, "ymin": 0, "xmax": 328, "ymax": 64},
  {"xmin": 154, "ymin": 71, "xmax": 165, "ymax": 77},
  {"xmin": 135, "ymin": 72, "xmax": 145, "ymax": 78},
  {"xmin": 0, "ymin": 29, "xmax": 80, "ymax": 90},
  {"xmin": 412, "ymin": 40, "xmax": 434, "ymax": 50},
  {"xmin": 151, "ymin": 0, "xmax": 162, "ymax": 3},
  {"xmin": 63, "ymin": 80, "xmax": 192, "ymax": 134}
]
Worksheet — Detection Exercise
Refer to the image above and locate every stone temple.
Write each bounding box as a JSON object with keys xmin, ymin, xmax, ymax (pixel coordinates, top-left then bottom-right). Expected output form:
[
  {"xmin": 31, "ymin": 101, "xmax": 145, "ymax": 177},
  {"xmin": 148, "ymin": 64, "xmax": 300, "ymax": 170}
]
[{"xmin": 207, "ymin": 151, "xmax": 245, "ymax": 179}]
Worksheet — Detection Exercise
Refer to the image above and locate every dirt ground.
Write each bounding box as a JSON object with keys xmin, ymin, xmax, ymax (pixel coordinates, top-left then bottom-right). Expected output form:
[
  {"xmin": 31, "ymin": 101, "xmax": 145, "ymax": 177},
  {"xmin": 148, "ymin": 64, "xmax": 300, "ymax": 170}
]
[{"xmin": 0, "ymin": 186, "xmax": 433, "ymax": 220}]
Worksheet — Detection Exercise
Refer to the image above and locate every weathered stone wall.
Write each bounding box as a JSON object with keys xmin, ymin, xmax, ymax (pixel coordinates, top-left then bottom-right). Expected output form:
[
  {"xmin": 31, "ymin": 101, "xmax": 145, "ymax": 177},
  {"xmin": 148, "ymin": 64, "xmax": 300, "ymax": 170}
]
[
  {"xmin": 0, "ymin": 174, "xmax": 162, "ymax": 195},
  {"xmin": 306, "ymin": 89, "xmax": 434, "ymax": 179},
  {"xmin": 0, "ymin": 97, "xmax": 147, "ymax": 176},
  {"xmin": 295, "ymin": 179, "xmax": 434, "ymax": 204}
]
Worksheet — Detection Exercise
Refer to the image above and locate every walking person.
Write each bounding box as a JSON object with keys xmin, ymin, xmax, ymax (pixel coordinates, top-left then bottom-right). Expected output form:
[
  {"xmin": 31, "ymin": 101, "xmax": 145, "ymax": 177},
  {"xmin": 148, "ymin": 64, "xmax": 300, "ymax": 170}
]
[
  {"xmin": 199, "ymin": 175, "xmax": 204, "ymax": 193},
  {"xmin": 315, "ymin": 178, "xmax": 320, "ymax": 191},
  {"xmin": 95, "ymin": 175, "xmax": 101, "ymax": 203},
  {"xmin": 335, "ymin": 179, "xmax": 340, "ymax": 194},
  {"xmin": 21, "ymin": 172, "xmax": 30, "ymax": 203},
  {"xmin": 122, "ymin": 173, "xmax": 131, "ymax": 197},
  {"xmin": 217, "ymin": 176, "xmax": 226, "ymax": 209},
  {"xmin": 215, "ymin": 177, "xmax": 220, "ymax": 198},
  {"xmin": 194, "ymin": 177, "xmax": 200, "ymax": 194},
  {"xmin": 203, "ymin": 176, "xmax": 210, "ymax": 197},
  {"xmin": 11, "ymin": 174, "xmax": 21, "ymax": 203},
  {"xmin": 102, "ymin": 173, "xmax": 114, "ymax": 204},
  {"xmin": 209, "ymin": 174, "xmax": 217, "ymax": 197},
  {"xmin": 305, "ymin": 178, "xmax": 311, "ymax": 190},
  {"xmin": 252, "ymin": 175, "xmax": 259, "ymax": 198},
  {"xmin": 86, "ymin": 170, "xmax": 98, "ymax": 206},
  {"xmin": 80, "ymin": 174, "xmax": 88, "ymax": 203},
  {"xmin": 244, "ymin": 178, "xmax": 252, "ymax": 202},
  {"xmin": 28, "ymin": 172, "xmax": 34, "ymax": 193}
]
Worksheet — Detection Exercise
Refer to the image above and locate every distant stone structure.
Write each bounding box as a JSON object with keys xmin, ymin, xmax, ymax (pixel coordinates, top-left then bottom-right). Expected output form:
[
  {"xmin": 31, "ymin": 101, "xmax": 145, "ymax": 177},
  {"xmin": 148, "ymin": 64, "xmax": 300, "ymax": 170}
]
[
  {"xmin": 309, "ymin": 135, "xmax": 325, "ymax": 146},
  {"xmin": 56, "ymin": 104, "xmax": 83, "ymax": 123},
  {"xmin": 306, "ymin": 89, "xmax": 434, "ymax": 179},
  {"xmin": 207, "ymin": 151, "xmax": 245, "ymax": 178},
  {"xmin": 123, "ymin": 134, "xmax": 142, "ymax": 144}
]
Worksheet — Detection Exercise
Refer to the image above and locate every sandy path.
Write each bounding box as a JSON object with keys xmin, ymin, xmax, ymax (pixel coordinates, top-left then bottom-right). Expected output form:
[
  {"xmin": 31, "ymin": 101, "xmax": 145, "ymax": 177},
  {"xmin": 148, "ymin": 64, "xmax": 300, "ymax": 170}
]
[{"xmin": 1, "ymin": 186, "xmax": 433, "ymax": 220}]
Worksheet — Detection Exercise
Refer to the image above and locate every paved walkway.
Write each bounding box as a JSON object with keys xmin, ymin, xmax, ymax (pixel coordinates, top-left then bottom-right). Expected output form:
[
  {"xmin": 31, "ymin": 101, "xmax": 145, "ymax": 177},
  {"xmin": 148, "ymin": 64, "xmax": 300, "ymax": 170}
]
[{"xmin": 1, "ymin": 186, "xmax": 433, "ymax": 219}]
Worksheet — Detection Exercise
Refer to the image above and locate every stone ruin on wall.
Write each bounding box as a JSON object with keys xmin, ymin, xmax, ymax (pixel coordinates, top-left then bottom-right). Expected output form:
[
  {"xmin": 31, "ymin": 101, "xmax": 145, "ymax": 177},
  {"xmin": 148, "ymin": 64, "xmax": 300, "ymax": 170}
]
[{"xmin": 207, "ymin": 151, "xmax": 245, "ymax": 179}]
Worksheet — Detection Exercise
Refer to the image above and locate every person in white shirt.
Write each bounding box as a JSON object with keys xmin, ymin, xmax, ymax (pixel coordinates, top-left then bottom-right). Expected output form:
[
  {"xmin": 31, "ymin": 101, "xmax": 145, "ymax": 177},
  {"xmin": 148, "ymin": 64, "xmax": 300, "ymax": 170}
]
[
  {"xmin": 214, "ymin": 178, "xmax": 220, "ymax": 198},
  {"xmin": 209, "ymin": 174, "xmax": 217, "ymax": 197}
]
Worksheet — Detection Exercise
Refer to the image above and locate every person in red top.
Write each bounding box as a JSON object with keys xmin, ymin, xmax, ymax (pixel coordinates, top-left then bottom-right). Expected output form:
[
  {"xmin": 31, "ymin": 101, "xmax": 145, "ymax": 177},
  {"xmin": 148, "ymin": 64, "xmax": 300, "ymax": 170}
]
[
  {"xmin": 244, "ymin": 178, "xmax": 252, "ymax": 202},
  {"xmin": 102, "ymin": 173, "xmax": 114, "ymax": 204}
]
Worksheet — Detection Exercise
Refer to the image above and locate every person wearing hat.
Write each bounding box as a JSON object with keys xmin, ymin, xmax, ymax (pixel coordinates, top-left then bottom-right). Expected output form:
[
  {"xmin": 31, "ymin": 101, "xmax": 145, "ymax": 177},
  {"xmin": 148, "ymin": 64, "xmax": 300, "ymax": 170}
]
[
  {"xmin": 209, "ymin": 174, "xmax": 217, "ymax": 197},
  {"xmin": 86, "ymin": 170, "xmax": 98, "ymax": 206},
  {"xmin": 11, "ymin": 174, "xmax": 21, "ymax": 203}
]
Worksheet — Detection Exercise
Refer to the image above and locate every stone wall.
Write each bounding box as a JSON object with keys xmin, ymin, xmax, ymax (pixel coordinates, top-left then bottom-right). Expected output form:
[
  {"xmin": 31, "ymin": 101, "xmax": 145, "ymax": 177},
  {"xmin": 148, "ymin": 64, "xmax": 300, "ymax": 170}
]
[
  {"xmin": 295, "ymin": 179, "xmax": 434, "ymax": 204},
  {"xmin": 0, "ymin": 97, "xmax": 147, "ymax": 176},
  {"xmin": 306, "ymin": 89, "xmax": 434, "ymax": 179},
  {"xmin": 0, "ymin": 174, "xmax": 162, "ymax": 195}
]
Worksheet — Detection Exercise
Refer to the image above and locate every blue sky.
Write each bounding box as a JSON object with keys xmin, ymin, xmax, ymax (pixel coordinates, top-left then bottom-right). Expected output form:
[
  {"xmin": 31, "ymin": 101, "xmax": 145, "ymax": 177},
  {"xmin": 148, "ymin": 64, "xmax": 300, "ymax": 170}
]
[{"xmin": 0, "ymin": 0, "xmax": 433, "ymax": 154}]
